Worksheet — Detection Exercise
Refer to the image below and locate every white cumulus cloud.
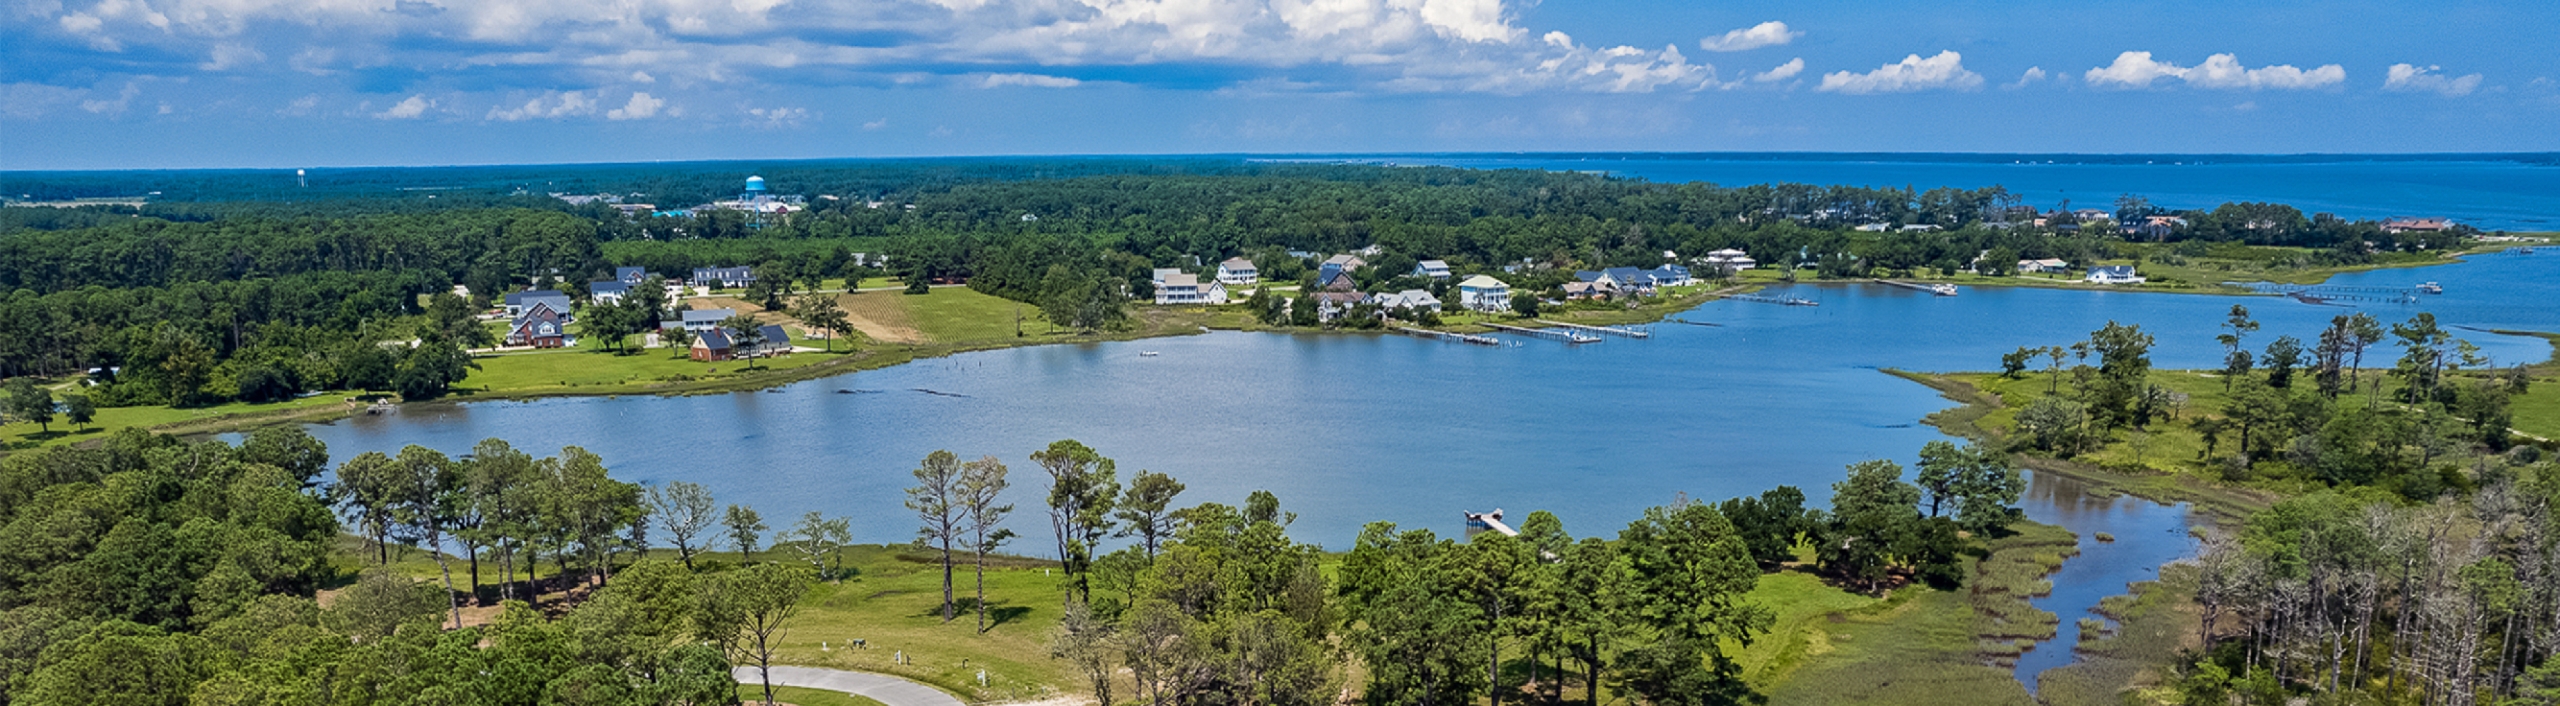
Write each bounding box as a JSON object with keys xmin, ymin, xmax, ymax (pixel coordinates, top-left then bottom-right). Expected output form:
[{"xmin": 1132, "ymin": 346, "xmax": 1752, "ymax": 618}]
[
  {"xmin": 2004, "ymin": 66, "xmax": 2047, "ymax": 89},
  {"xmin": 2084, "ymin": 52, "xmax": 2344, "ymax": 90},
  {"xmin": 982, "ymin": 73, "xmax": 1081, "ymax": 88},
  {"xmin": 486, "ymin": 91, "xmax": 596, "ymax": 121},
  {"xmin": 80, "ymin": 82, "xmax": 140, "ymax": 115},
  {"xmin": 1753, "ymin": 57, "xmax": 1804, "ymax": 83},
  {"xmin": 1698, "ymin": 21, "xmax": 1799, "ymax": 52},
  {"xmin": 2383, "ymin": 64, "xmax": 2482, "ymax": 97},
  {"xmin": 607, "ymin": 92, "xmax": 664, "ymax": 120},
  {"xmin": 373, "ymin": 94, "xmax": 431, "ymax": 119},
  {"xmin": 1817, "ymin": 51, "xmax": 1982, "ymax": 94}
]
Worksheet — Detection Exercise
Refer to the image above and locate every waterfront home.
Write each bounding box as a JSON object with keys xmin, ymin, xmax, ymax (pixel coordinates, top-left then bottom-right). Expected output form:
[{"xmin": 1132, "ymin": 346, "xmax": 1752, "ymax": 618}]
[
  {"xmin": 690, "ymin": 328, "xmax": 735, "ymax": 361},
  {"xmin": 2381, "ymin": 217, "xmax": 2452, "ymax": 234},
  {"xmin": 1457, "ymin": 274, "xmax": 1513, "ymax": 312},
  {"xmin": 1562, "ymin": 281, "xmax": 1613, "ymax": 300},
  {"xmin": 1703, "ymin": 249, "xmax": 1756, "ymax": 272},
  {"xmin": 1649, "ymin": 264, "xmax": 1695, "ymax": 286},
  {"xmin": 689, "ymin": 266, "xmax": 755, "ymax": 289},
  {"xmin": 2017, "ymin": 258, "xmax": 2071, "ymax": 274},
  {"xmin": 754, "ymin": 324, "xmax": 793, "ymax": 356},
  {"xmin": 1900, "ymin": 224, "xmax": 1941, "ymax": 232},
  {"xmin": 1216, "ymin": 258, "xmax": 1260, "ymax": 285},
  {"xmin": 1413, "ymin": 260, "xmax": 1452, "ymax": 279},
  {"xmin": 1153, "ymin": 273, "xmax": 1229, "ymax": 305},
  {"xmin": 504, "ymin": 299, "xmax": 573, "ymax": 348},
  {"xmin": 1318, "ymin": 254, "xmax": 1366, "ymax": 287},
  {"xmin": 615, "ymin": 266, "xmax": 648, "ymax": 284},
  {"xmin": 590, "ymin": 280, "xmax": 632, "ymax": 305},
  {"xmin": 679, "ymin": 308, "xmax": 738, "ymax": 332},
  {"xmin": 504, "ymin": 290, "xmax": 573, "ymax": 319},
  {"xmin": 1373, "ymin": 289, "xmax": 1442, "ymax": 312},
  {"xmin": 1313, "ymin": 291, "xmax": 1366, "ymax": 321},
  {"xmin": 2073, "ymin": 208, "xmax": 2112, "ymax": 222},
  {"xmin": 2085, "ymin": 265, "xmax": 2146, "ymax": 285}
]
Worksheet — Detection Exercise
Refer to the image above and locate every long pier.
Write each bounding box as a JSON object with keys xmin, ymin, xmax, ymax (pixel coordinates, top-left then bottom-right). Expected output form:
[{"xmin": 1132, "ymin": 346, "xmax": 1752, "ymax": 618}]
[
  {"xmin": 1725, "ymin": 293, "xmax": 1819, "ymax": 306},
  {"xmin": 1538, "ymin": 320, "xmax": 1650, "ymax": 338},
  {"xmin": 1398, "ymin": 327, "xmax": 1500, "ymax": 346},
  {"xmin": 1873, "ymin": 279, "xmax": 1958, "ymax": 296},
  {"xmin": 1481, "ymin": 323, "xmax": 1602, "ymax": 344}
]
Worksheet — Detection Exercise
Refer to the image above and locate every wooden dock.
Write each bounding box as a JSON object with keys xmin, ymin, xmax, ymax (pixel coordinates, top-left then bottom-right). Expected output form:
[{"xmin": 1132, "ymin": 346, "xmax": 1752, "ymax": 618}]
[
  {"xmin": 1726, "ymin": 293, "xmax": 1819, "ymax": 306},
  {"xmin": 1874, "ymin": 279, "xmax": 1958, "ymax": 296},
  {"xmin": 1481, "ymin": 323, "xmax": 1602, "ymax": 344},
  {"xmin": 1538, "ymin": 320, "xmax": 1649, "ymax": 338},
  {"xmin": 1398, "ymin": 327, "xmax": 1501, "ymax": 346}
]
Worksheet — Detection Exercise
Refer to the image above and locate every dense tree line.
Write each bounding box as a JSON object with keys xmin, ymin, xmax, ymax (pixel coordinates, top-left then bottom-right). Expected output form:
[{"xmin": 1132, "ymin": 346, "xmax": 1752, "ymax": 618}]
[{"xmin": 2179, "ymin": 459, "xmax": 2558, "ymax": 706}]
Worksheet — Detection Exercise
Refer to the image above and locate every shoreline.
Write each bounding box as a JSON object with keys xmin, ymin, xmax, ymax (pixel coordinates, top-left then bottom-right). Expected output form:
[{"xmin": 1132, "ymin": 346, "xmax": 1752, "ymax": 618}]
[{"xmin": 27, "ymin": 244, "xmax": 2544, "ymax": 451}]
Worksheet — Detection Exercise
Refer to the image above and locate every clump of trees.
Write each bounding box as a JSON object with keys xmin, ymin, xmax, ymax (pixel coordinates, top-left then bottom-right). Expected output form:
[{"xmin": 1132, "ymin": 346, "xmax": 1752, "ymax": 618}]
[{"xmin": 0, "ymin": 427, "xmax": 837, "ymax": 706}]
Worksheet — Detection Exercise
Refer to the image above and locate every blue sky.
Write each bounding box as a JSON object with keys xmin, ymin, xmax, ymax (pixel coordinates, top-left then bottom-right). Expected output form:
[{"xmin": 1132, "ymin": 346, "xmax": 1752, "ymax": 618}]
[{"xmin": 4, "ymin": 0, "xmax": 2557, "ymax": 169}]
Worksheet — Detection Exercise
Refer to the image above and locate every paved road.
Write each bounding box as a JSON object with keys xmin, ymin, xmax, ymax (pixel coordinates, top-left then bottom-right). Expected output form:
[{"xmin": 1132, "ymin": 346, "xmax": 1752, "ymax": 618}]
[{"xmin": 732, "ymin": 665, "xmax": 965, "ymax": 706}]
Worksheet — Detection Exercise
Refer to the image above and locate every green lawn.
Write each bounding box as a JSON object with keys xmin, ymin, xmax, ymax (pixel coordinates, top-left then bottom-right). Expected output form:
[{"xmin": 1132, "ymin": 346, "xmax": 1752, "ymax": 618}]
[
  {"xmin": 1729, "ymin": 569, "xmax": 1884, "ymax": 688},
  {"xmin": 459, "ymin": 345, "xmax": 865, "ymax": 396},
  {"xmin": 1, "ymin": 392, "xmax": 359, "ymax": 451},
  {"xmin": 734, "ymin": 684, "xmax": 887, "ymax": 706}
]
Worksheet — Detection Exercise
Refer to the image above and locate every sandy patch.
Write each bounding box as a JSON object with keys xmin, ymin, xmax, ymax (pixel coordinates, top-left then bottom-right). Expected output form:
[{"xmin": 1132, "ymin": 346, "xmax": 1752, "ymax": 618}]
[{"xmin": 835, "ymin": 291, "xmax": 925, "ymax": 344}]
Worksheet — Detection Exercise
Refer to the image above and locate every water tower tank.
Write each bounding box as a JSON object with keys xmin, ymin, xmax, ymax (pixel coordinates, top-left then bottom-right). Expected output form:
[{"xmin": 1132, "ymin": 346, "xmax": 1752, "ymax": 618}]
[{"xmin": 745, "ymin": 175, "xmax": 767, "ymax": 192}]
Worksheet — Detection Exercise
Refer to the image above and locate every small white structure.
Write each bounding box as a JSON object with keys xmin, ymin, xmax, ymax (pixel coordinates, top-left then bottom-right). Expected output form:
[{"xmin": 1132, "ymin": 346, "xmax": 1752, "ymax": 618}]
[
  {"xmin": 1456, "ymin": 274, "xmax": 1512, "ymax": 312},
  {"xmin": 2085, "ymin": 265, "xmax": 2146, "ymax": 285},
  {"xmin": 1412, "ymin": 259, "xmax": 1452, "ymax": 279},
  {"xmin": 1855, "ymin": 223, "xmax": 1891, "ymax": 232},
  {"xmin": 1216, "ymin": 258, "xmax": 1260, "ymax": 285},
  {"xmin": 1153, "ymin": 273, "xmax": 1229, "ymax": 305}
]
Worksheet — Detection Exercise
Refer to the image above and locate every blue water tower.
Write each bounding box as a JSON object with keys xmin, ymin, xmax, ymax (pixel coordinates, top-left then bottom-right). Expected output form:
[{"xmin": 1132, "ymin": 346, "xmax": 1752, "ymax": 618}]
[{"xmin": 745, "ymin": 175, "xmax": 766, "ymax": 193}]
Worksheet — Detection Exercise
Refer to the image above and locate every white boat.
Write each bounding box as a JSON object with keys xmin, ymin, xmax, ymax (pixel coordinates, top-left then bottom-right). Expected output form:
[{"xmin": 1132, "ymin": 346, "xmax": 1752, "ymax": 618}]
[
  {"xmin": 2416, "ymin": 282, "xmax": 2443, "ymax": 294},
  {"xmin": 1140, "ymin": 351, "xmax": 1160, "ymax": 357}
]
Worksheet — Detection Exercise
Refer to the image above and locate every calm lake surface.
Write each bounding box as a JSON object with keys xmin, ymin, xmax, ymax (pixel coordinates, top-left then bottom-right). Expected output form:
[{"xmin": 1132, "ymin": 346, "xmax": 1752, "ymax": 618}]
[
  {"xmin": 1370, "ymin": 154, "xmax": 2560, "ymax": 233},
  {"xmin": 285, "ymin": 248, "xmax": 2556, "ymax": 689}
]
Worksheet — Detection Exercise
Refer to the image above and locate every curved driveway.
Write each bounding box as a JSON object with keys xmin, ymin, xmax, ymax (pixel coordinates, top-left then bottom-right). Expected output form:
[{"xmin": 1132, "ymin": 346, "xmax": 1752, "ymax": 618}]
[{"xmin": 732, "ymin": 665, "xmax": 966, "ymax": 706}]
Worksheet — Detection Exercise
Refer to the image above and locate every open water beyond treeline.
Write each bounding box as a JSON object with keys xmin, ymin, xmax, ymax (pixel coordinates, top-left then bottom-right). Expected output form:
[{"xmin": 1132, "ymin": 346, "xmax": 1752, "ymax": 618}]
[{"xmin": 278, "ymin": 248, "xmax": 2557, "ymax": 691}]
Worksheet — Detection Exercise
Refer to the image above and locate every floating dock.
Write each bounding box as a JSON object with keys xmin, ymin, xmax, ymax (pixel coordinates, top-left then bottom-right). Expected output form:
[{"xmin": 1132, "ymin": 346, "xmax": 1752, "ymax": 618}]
[
  {"xmin": 1874, "ymin": 279, "xmax": 1958, "ymax": 296},
  {"xmin": 1725, "ymin": 293, "xmax": 1819, "ymax": 306},
  {"xmin": 1481, "ymin": 323, "xmax": 1602, "ymax": 344},
  {"xmin": 1537, "ymin": 320, "xmax": 1650, "ymax": 338},
  {"xmin": 2236, "ymin": 282, "xmax": 2419, "ymax": 304},
  {"xmin": 1398, "ymin": 327, "xmax": 1500, "ymax": 346}
]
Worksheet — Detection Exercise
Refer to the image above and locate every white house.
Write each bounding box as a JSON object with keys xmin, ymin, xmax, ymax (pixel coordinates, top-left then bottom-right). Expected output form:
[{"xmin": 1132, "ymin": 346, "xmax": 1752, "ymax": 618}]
[
  {"xmin": 679, "ymin": 308, "xmax": 738, "ymax": 332},
  {"xmin": 1456, "ymin": 274, "xmax": 1512, "ymax": 312},
  {"xmin": 1151, "ymin": 268, "xmax": 1182, "ymax": 286},
  {"xmin": 1702, "ymin": 248, "xmax": 1756, "ymax": 272},
  {"xmin": 1412, "ymin": 260, "xmax": 1452, "ymax": 279},
  {"xmin": 1153, "ymin": 273, "xmax": 1229, "ymax": 305},
  {"xmin": 1373, "ymin": 289, "xmax": 1442, "ymax": 312},
  {"xmin": 2085, "ymin": 265, "xmax": 2146, "ymax": 285},
  {"xmin": 590, "ymin": 280, "xmax": 631, "ymax": 305},
  {"xmin": 1215, "ymin": 258, "xmax": 1260, "ymax": 285}
]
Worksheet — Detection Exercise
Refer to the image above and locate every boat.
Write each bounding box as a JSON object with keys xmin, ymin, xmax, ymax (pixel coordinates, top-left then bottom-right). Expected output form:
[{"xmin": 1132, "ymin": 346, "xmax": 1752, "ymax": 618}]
[
  {"xmin": 2416, "ymin": 282, "xmax": 2443, "ymax": 294},
  {"xmin": 1140, "ymin": 351, "xmax": 1160, "ymax": 357},
  {"xmin": 1928, "ymin": 283, "xmax": 1958, "ymax": 296}
]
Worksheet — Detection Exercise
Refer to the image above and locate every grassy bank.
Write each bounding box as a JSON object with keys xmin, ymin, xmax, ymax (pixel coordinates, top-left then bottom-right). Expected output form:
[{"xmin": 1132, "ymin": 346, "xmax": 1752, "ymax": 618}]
[
  {"xmin": 2035, "ymin": 564, "xmax": 2205, "ymax": 706},
  {"xmin": 1758, "ymin": 522, "xmax": 2078, "ymax": 706}
]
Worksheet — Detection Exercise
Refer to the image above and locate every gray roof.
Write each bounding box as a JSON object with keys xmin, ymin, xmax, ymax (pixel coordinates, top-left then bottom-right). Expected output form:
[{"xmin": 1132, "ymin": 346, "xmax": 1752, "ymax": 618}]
[
  {"xmin": 759, "ymin": 324, "xmax": 791, "ymax": 346},
  {"xmin": 682, "ymin": 308, "xmax": 737, "ymax": 323},
  {"xmin": 2090, "ymin": 265, "xmax": 2138, "ymax": 276},
  {"xmin": 695, "ymin": 327, "xmax": 732, "ymax": 349},
  {"xmin": 504, "ymin": 289, "xmax": 569, "ymax": 306},
  {"xmin": 590, "ymin": 281, "xmax": 631, "ymax": 295},
  {"xmin": 615, "ymin": 266, "xmax": 648, "ymax": 281}
]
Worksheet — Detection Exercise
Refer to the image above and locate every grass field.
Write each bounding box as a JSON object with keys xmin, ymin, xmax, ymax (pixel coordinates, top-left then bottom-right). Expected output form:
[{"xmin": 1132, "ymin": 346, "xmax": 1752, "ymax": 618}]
[
  {"xmin": 1759, "ymin": 523, "xmax": 2081, "ymax": 706},
  {"xmin": 0, "ymin": 391, "xmax": 360, "ymax": 451}
]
